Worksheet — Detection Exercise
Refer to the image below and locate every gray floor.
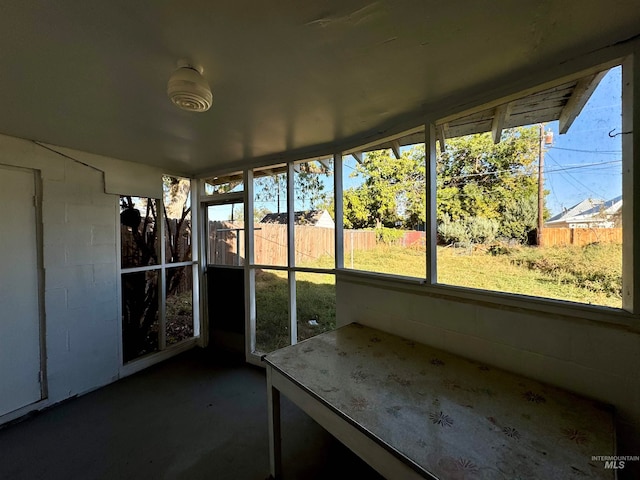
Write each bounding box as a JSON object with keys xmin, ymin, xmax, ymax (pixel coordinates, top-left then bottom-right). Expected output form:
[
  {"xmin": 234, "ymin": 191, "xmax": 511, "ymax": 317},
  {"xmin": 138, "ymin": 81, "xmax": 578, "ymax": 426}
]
[{"xmin": 0, "ymin": 347, "xmax": 383, "ymax": 480}]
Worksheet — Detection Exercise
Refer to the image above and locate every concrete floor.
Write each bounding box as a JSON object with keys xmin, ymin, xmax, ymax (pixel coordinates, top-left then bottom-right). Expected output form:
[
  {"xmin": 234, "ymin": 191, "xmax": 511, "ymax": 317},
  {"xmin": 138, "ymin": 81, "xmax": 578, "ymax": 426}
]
[{"xmin": 0, "ymin": 347, "xmax": 383, "ymax": 480}]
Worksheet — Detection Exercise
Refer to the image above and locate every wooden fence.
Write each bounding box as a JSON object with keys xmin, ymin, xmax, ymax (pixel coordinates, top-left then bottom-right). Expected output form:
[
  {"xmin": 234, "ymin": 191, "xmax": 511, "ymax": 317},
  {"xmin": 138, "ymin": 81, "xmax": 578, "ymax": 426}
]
[
  {"xmin": 209, "ymin": 222, "xmax": 380, "ymax": 266},
  {"xmin": 541, "ymin": 227, "xmax": 622, "ymax": 247}
]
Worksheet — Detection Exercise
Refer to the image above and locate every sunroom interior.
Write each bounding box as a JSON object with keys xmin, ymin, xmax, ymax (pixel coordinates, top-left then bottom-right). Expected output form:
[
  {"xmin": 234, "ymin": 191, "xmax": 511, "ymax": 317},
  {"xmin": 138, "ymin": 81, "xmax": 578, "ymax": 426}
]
[{"xmin": 0, "ymin": 1, "xmax": 639, "ymax": 479}]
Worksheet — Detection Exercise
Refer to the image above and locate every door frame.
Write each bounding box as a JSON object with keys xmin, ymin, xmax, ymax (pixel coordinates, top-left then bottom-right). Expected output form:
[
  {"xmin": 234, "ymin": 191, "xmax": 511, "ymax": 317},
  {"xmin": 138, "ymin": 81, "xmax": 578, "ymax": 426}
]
[{"xmin": 0, "ymin": 164, "xmax": 47, "ymax": 412}]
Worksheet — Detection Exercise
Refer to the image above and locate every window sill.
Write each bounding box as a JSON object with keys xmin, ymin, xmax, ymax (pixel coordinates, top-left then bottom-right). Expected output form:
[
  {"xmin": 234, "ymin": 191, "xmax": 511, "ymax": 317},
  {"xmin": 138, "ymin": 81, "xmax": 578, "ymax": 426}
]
[{"xmin": 336, "ymin": 270, "xmax": 639, "ymax": 332}]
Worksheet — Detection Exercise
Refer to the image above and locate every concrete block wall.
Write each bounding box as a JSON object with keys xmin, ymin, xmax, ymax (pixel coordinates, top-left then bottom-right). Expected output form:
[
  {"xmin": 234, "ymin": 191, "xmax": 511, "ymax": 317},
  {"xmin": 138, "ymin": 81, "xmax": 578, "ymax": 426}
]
[
  {"xmin": 0, "ymin": 133, "xmax": 120, "ymax": 417},
  {"xmin": 337, "ymin": 278, "xmax": 640, "ymax": 479},
  {"xmin": 42, "ymin": 158, "xmax": 120, "ymax": 401}
]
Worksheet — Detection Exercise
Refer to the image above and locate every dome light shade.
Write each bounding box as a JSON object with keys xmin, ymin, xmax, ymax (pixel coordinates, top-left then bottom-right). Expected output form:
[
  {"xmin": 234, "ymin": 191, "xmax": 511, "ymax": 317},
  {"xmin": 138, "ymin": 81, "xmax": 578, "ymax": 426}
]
[{"xmin": 167, "ymin": 60, "xmax": 212, "ymax": 112}]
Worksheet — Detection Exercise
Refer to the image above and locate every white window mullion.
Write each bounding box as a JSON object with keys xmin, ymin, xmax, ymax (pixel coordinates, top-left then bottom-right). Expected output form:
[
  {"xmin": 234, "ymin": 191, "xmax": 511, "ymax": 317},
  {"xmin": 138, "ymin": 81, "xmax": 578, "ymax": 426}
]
[
  {"xmin": 622, "ymin": 53, "xmax": 638, "ymax": 314},
  {"xmin": 158, "ymin": 200, "xmax": 167, "ymax": 350},
  {"xmin": 426, "ymin": 123, "xmax": 438, "ymax": 285},
  {"xmin": 334, "ymin": 152, "xmax": 344, "ymax": 269},
  {"xmin": 245, "ymin": 169, "xmax": 257, "ymax": 357},
  {"xmin": 190, "ymin": 178, "xmax": 201, "ymax": 339},
  {"xmin": 287, "ymin": 163, "xmax": 297, "ymax": 345}
]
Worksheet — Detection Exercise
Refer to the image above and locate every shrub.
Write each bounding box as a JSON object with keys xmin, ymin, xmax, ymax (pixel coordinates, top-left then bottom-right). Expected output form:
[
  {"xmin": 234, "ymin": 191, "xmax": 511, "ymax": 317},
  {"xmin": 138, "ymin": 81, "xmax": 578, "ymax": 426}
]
[
  {"xmin": 438, "ymin": 215, "xmax": 499, "ymax": 245},
  {"xmin": 437, "ymin": 215, "xmax": 470, "ymax": 244},
  {"xmin": 466, "ymin": 216, "xmax": 499, "ymax": 244},
  {"xmin": 376, "ymin": 227, "xmax": 405, "ymax": 245}
]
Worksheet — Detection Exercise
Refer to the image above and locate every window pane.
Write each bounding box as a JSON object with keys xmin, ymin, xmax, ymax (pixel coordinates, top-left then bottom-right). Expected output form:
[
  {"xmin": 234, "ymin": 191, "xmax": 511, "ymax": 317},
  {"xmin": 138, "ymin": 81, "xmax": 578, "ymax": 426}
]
[
  {"xmin": 293, "ymin": 157, "xmax": 335, "ymax": 268},
  {"xmin": 342, "ymin": 139, "xmax": 427, "ymax": 278},
  {"xmin": 207, "ymin": 203, "xmax": 245, "ymax": 266},
  {"xmin": 296, "ymin": 272, "xmax": 336, "ymax": 343},
  {"xmin": 120, "ymin": 197, "xmax": 158, "ymax": 268},
  {"xmin": 254, "ymin": 167, "xmax": 288, "ymax": 267},
  {"xmin": 163, "ymin": 175, "xmax": 192, "ymax": 263},
  {"xmin": 122, "ymin": 270, "xmax": 159, "ymax": 362},
  {"xmin": 255, "ymin": 269, "xmax": 289, "ymax": 353},
  {"xmin": 436, "ymin": 65, "xmax": 622, "ymax": 308},
  {"xmin": 165, "ymin": 266, "xmax": 194, "ymax": 346}
]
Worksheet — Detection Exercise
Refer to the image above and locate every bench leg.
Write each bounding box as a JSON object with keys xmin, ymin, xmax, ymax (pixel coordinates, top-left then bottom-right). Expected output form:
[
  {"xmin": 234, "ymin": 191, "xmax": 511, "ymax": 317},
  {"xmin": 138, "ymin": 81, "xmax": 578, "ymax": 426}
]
[{"xmin": 266, "ymin": 366, "xmax": 282, "ymax": 479}]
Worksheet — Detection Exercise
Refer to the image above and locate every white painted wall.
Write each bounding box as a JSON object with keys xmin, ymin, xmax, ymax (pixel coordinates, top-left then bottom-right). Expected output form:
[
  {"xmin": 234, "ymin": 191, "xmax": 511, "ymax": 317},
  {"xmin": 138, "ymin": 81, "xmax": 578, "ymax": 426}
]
[
  {"xmin": 0, "ymin": 133, "xmax": 164, "ymax": 424},
  {"xmin": 336, "ymin": 276, "xmax": 640, "ymax": 477}
]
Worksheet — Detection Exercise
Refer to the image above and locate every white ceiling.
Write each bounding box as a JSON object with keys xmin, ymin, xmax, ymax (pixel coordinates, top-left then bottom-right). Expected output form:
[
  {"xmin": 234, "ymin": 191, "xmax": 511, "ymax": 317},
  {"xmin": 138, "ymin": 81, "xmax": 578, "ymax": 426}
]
[{"xmin": 1, "ymin": 1, "xmax": 638, "ymax": 176}]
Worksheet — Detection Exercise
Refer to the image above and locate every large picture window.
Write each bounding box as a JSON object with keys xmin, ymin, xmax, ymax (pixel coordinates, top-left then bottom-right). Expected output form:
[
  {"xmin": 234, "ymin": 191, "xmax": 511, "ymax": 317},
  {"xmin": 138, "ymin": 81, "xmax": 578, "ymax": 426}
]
[{"xmin": 435, "ymin": 64, "xmax": 623, "ymax": 308}]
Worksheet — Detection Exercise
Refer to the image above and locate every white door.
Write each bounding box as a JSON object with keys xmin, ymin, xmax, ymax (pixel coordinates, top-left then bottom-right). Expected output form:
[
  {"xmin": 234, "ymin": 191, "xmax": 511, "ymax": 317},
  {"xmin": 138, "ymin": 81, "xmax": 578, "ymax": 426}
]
[{"xmin": 0, "ymin": 166, "xmax": 42, "ymax": 417}]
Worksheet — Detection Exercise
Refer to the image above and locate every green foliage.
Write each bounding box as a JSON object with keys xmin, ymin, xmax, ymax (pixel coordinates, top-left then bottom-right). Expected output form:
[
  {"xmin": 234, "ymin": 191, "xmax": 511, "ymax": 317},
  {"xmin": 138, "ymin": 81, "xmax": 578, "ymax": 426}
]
[
  {"xmin": 437, "ymin": 214, "xmax": 470, "ymax": 244},
  {"xmin": 499, "ymin": 192, "xmax": 538, "ymax": 242},
  {"xmin": 507, "ymin": 243, "xmax": 622, "ymax": 298},
  {"xmin": 376, "ymin": 226, "xmax": 405, "ymax": 245},
  {"xmin": 254, "ymin": 161, "xmax": 333, "ymax": 214},
  {"xmin": 437, "ymin": 126, "xmax": 542, "ymax": 243},
  {"xmin": 467, "ymin": 216, "xmax": 499, "ymax": 244},
  {"xmin": 340, "ymin": 128, "xmax": 544, "ymax": 244},
  {"xmin": 343, "ymin": 145, "xmax": 425, "ymax": 229},
  {"xmin": 437, "ymin": 214, "xmax": 499, "ymax": 244}
]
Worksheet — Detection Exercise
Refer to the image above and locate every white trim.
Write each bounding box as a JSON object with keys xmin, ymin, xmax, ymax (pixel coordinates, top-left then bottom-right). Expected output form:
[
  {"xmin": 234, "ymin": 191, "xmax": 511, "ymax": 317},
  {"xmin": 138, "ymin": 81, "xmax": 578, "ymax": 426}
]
[
  {"xmin": 119, "ymin": 264, "xmax": 162, "ymax": 274},
  {"xmin": 32, "ymin": 168, "xmax": 48, "ymax": 403},
  {"xmin": 119, "ymin": 337, "xmax": 198, "ymax": 378}
]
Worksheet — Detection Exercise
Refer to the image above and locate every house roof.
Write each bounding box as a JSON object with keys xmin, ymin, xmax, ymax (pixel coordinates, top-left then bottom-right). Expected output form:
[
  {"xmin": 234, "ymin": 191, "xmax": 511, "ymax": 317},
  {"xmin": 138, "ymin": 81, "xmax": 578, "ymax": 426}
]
[
  {"xmin": 260, "ymin": 210, "xmax": 331, "ymax": 225},
  {"xmin": 546, "ymin": 196, "xmax": 623, "ymax": 225},
  {"xmin": 0, "ymin": 2, "xmax": 638, "ymax": 176}
]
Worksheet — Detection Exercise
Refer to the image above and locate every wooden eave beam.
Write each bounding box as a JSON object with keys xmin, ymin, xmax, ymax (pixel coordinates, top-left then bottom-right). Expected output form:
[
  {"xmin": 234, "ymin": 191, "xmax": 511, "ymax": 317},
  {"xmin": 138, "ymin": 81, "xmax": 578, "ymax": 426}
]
[
  {"xmin": 558, "ymin": 71, "xmax": 607, "ymax": 134},
  {"xmin": 318, "ymin": 159, "xmax": 331, "ymax": 170},
  {"xmin": 435, "ymin": 123, "xmax": 447, "ymax": 153},
  {"xmin": 391, "ymin": 140, "xmax": 401, "ymax": 160},
  {"xmin": 491, "ymin": 103, "xmax": 511, "ymax": 144}
]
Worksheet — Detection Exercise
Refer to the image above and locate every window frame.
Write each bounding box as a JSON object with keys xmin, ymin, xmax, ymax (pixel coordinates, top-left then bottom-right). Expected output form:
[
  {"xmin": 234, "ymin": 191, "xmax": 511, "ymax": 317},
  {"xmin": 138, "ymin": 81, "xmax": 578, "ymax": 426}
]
[
  {"xmin": 118, "ymin": 178, "xmax": 200, "ymax": 375},
  {"xmin": 420, "ymin": 56, "xmax": 634, "ymax": 322}
]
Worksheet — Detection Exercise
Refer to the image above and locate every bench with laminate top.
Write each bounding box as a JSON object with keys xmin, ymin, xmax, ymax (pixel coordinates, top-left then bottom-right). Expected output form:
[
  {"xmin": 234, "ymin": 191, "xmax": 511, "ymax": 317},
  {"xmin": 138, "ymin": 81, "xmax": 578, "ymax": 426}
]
[{"xmin": 264, "ymin": 323, "xmax": 616, "ymax": 479}]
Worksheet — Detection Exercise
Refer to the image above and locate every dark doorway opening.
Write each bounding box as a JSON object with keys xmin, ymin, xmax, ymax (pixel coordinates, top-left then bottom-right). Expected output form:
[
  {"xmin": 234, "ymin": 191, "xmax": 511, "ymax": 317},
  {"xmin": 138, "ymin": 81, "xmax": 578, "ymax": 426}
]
[{"xmin": 206, "ymin": 266, "xmax": 245, "ymax": 360}]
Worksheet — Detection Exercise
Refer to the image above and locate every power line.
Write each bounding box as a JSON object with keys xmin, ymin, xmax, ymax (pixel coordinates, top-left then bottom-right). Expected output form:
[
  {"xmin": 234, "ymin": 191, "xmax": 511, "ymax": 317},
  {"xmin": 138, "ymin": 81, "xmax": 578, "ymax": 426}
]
[
  {"xmin": 442, "ymin": 159, "xmax": 620, "ymax": 182},
  {"xmin": 545, "ymin": 152, "xmax": 606, "ymax": 199},
  {"xmin": 549, "ymin": 146, "xmax": 621, "ymax": 154}
]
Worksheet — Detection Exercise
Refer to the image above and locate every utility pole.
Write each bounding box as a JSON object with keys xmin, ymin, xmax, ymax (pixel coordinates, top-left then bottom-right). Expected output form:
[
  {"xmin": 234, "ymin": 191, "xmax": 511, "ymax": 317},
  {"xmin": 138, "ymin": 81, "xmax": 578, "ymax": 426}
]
[
  {"xmin": 537, "ymin": 124, "xmax": 553, "ymax": 246},
  {"xmin": 537, "ymin": 123, "xmax": 545, "ymax": 246}
]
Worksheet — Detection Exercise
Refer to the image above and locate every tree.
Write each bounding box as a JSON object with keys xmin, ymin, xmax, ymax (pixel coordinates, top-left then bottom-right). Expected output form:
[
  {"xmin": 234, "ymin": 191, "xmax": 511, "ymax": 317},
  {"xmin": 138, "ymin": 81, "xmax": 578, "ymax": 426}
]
[
  {"xmin": 436, "ymin": 126, "xmax": 543, "ymax": 243},
  {"xmin": 342, "ymin": 145, "xmax": 426, "ymax": 229},
  {"xmin": 254, "ymin": 161, "xmax": 333, "ymax": 214}
]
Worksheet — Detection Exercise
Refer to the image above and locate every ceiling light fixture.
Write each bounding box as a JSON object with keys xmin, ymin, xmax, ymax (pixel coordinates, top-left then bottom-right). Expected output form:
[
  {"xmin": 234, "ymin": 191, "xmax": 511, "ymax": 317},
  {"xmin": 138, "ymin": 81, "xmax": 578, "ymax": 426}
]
[{"xmin": 167, "ymin": 59, "xmax": 212, "ymax": 112}]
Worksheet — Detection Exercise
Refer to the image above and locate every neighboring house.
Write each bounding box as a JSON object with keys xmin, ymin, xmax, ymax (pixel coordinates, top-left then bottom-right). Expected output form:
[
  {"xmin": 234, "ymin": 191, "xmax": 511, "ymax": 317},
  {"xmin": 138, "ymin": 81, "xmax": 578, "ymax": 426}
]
[
  {"xmin": 260, "ymin": 209, "xmax": 335, "ymax": 228},
  {"xmin": 545, "ymin": 195, "xmax": 622, "ymax": 228}
]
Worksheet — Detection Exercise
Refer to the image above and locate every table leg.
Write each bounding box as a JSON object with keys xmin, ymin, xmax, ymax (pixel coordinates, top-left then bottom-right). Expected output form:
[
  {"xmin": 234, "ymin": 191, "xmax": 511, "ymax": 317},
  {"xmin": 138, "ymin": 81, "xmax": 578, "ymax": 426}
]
[{"xmin": 266, "ymin": 366, "xmax": 282, "ymax": 479}]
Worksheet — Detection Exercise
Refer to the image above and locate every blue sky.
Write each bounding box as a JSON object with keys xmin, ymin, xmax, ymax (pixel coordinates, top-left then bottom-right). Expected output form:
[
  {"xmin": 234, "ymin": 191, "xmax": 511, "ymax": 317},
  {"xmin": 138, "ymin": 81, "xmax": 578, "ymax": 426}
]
[{"xmin": 542, "ymin": 65, "xmax": 622, "ymax": 216}]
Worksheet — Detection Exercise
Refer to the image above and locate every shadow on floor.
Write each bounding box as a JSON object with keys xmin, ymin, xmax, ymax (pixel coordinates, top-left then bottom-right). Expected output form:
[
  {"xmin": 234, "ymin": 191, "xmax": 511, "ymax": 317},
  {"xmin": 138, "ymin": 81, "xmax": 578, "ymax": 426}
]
[{"xmin": 0, "ymin": 347, "xmax": 384, "ymax": 480}]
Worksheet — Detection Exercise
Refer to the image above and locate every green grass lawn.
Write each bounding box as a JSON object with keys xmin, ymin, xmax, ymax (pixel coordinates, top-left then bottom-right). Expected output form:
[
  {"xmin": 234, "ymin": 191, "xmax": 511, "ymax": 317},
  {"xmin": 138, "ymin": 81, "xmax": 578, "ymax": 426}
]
[
  {"xmin": 437, "ymin": 244, "xmax": 622, "ymax": 308},
  {"xmin": 255, "ymin": 242, "xmax": 622, "ymax": 352}
]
